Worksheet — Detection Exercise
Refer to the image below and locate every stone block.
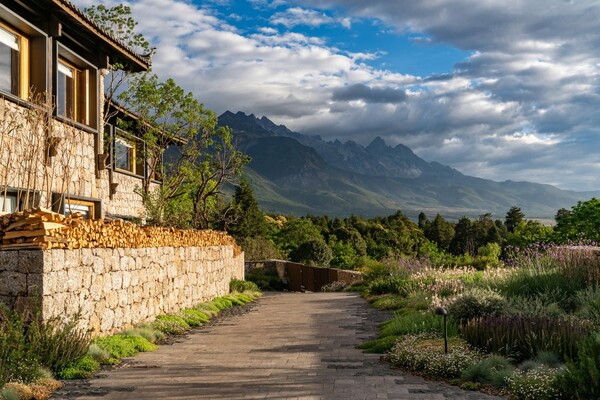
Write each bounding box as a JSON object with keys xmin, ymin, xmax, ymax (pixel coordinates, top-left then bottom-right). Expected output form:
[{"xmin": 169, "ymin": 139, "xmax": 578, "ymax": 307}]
[
  {"xmin": 27, "ymin": 273, "xmax": 43, "ymax": 297},
  {"xmin": 0, "ymin": 271, "xmax": 27, "ymax": 296},
  {"xmin": 0, "ymin": 251, "xmax": 19, "ymax": 272}
]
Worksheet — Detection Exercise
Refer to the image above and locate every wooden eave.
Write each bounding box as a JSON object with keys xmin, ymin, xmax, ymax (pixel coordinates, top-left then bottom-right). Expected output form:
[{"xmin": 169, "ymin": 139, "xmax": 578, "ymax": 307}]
[{"xmin": 49, "ymin": 0, "xmax": 150, "ymax": 72}]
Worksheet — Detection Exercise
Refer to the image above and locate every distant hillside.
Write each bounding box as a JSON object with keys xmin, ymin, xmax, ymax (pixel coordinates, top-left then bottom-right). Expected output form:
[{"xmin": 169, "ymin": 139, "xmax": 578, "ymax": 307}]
[{"xmin": 219, "ymin": 111, "xmax": 600, "ymax": 219}]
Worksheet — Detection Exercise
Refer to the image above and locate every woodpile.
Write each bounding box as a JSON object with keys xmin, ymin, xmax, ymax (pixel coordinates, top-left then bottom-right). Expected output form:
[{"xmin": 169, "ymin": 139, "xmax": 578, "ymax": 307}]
[{"xmin": 0, "ymin": 208, "xmax": 240, "ymax": 255}]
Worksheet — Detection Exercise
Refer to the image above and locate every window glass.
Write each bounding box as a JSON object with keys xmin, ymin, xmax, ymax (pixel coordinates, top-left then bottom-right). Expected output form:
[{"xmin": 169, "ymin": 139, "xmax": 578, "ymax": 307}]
[
  {"xmin": 65, "ymin": 200, "xmax": 94, "ymax": 219},
  {"xmin": 57, "ymin": 60, "xmax": 75, "ymax": 118},
  {"xmin": 0, "ymin": 194, "xmax": 17, "ymax": 213},
  {"xmin": 0, "ymin": 25, "xmax": 19, "ymax": 95},
  {"xmin": 115, "ymin": 136, "xmax": 134, "ymax": 172}
]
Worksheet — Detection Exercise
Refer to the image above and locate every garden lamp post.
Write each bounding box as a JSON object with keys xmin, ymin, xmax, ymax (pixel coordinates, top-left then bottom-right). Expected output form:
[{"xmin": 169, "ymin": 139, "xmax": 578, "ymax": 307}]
[{"xmin": 435, "ymin": 307, "xmax": 448, "ymax": 354}]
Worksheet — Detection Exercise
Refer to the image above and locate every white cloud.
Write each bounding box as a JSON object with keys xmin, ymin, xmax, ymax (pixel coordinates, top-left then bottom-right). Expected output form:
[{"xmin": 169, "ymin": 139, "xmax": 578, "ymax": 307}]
[{"xmin": 71, "ymin": 0, "xmax": 600, "ymax": 191}]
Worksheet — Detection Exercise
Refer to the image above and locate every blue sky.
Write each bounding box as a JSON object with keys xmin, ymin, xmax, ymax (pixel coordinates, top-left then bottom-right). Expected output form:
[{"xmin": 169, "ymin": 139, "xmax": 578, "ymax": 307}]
[{"xmin": 74, "ymin": 0, "xmax": 600, "ymax": 192}]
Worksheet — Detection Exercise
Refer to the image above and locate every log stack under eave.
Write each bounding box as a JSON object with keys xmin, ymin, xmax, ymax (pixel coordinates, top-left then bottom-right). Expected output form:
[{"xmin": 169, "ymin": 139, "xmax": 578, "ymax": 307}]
[{"xmin": 0, "ymin": 208, "xmax": 240, "ymax": 255}]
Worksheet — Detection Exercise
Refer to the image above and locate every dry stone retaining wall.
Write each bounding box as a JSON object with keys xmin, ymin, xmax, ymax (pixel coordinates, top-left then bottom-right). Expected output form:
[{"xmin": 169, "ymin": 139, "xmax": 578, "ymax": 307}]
[{"xmin": 0, "ymin": 245, "xmax": 243, "ymax": 335}]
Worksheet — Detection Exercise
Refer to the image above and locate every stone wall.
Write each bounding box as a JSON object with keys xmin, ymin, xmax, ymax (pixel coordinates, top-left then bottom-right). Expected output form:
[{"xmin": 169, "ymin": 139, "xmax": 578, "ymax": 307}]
[
  {"xmin": 0, "ymin": 97, "xmax": 151, "ymax": 220},
  {"xmin": 0, "ymin": 245, "xmax": 244, "ymax": 335}
]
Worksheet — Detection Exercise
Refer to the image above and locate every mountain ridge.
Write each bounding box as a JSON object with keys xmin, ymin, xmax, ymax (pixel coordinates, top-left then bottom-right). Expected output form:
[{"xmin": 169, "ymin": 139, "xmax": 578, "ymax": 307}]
[{"xmin": 219, "ymin": 111, "xmax": 599, "ymax": 219}]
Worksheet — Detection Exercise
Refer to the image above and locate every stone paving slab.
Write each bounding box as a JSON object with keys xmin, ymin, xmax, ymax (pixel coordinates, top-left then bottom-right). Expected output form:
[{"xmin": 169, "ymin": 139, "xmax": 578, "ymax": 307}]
[{"xmin": 53, "ymin": 292, "xmax": 504, "ymax": 400}]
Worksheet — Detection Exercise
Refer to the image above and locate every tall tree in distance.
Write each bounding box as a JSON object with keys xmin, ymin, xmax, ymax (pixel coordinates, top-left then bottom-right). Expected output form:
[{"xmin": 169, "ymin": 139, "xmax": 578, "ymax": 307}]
[
  {"xmin": 505, "ymin": 206, "xmax": 525, "ymax": 233},
  {"xmin": 228, "ymin": 178, "xmax": 268, "ymax": 241}
]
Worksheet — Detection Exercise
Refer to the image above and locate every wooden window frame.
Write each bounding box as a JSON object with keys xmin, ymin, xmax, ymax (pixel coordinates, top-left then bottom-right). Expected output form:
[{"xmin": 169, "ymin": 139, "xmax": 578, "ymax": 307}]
[
  {"xmin": 114, "ymin": 134, "xmax": 137, "ymax": 175},
  {"xmin": 0, "ymin": 20, "xmax": 29, "ymax": 100},
  {"xmin": 65, "ymin": 198, "xmax": 95, "ymax": 218}
]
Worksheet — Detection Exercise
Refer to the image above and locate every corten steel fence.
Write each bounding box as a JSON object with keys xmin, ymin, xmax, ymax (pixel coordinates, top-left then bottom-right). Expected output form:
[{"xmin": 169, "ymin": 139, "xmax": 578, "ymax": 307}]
[{"xmin": 245, "ymin": 260, "xmax": 363, "ymax": 292}]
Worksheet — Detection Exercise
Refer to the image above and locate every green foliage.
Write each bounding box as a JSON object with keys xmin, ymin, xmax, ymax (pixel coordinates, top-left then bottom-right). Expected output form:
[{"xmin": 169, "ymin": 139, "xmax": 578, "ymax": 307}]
[
  {"xmin": 244, "ymin": 268, "xmax": 286, "ymax": 291},
  {"xmin": 86, "ymin": 344, "xmax": 111, "ymax": 364},
  {"xmin": 177, "ymin": 309, "xmax": 209, "ymax": 327},
  {"xmin": 508, "ymin": 220, "xmax": 553, "ymax": 248},
  {"xmin": 56, "ymin": 355, "xmax": 99, "ymax": 380},
  {"xmin": 230, "ymin": 279, "xmax": 260, "ymax": 293},
  {"xmin": 370, "ymin": 295, "xmax": 407, "ymax": 310},
  {"xmin": 460, "ymin": 315, "xmax": 590, "ymax": 362},
  {"xmin": 328, "ymin": 239, "xmax": 358, "ymax": 269},
  {"xmin": 379, "ymin": 310, "xmax": 459, "ymax": 338},
  {"xmin": 93, "ymin": 334, "xmax": 158, "ymax": 359},
  {"xmin": 424, "ymin": 214, "xmax": 455, "ymax": 251},
  {"xmin": 553, "ymin": 197, "xmax": 600, "ymax": 242},
  {"xmin": 210, "ymin": 297, "xmax": 234, "ymax": 310},
  {"xmin": 0, "ymin": 306, "xmax": 90, "ymax": 386},
  {"xmin": 461, "ymin": 355, "xmax": 514, "ymax": 388},
  {"xmin": 446, "ymin": 288, "xmax": 507, "ymax": 322},
  {"xmin": 228, "ymin": 178, "xmax": 269, "ymax": 241},
  {"xmin": 357, "ymin": 336, "xmax": 400, "ymax": 354},
  {"xmin": 0, "ymin": 388, "xmax": 19, "ymax": 400},
  {"xmin": 273, "ymin": 218, "xmax": 323, "ymax": 256},
  {"xmin": 151, "ymin": 315, "xmax": 190, "ymax": 335},
  {"xmin": 556, "ymin": 332, "xmax": 600, "ymax": 399},
  {"xmin": 290, "ymin": 238, "xmax": 333, "ymax": 267},
  {"xmin": 367, "ymin": 277, "xmax": 416, "ymax": 296},
  {"xmin": 505, "ymin": 206, "xmax": 525, "ymax": 233},
  {"xmin": 240, "ymin": 236, "xmax": 282, "ymax": 261},
  {"xmin": 388, "ymin": 333, "xmax": 483, "ymax": 378},
  {"xmin": 121, "ymin": 324, "xmax": 165, "ymax": 344}
]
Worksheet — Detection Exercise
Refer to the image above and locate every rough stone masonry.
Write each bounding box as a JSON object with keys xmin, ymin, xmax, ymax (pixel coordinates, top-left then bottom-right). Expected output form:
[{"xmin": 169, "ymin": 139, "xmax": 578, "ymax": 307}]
[{"xmin": 0, "ymin": 245, "xmax": 244, "ymax": 335}]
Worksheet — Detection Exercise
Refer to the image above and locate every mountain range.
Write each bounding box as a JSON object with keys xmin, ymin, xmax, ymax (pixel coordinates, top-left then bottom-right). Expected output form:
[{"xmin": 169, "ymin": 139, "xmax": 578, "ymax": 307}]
[{"xmin": 219, "ymin": 111, "xmax": 600, "ymax": 220}]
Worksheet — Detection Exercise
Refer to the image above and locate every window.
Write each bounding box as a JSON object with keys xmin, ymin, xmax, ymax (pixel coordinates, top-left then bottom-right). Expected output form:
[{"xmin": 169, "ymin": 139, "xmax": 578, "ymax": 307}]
[
  {"xmin": 0, "ymin": 193, "xmax": 17, "ymax": 213},
  {"xmin": 56, "ymin": 48, "xmax": 97, "ymax": 127},
  {"xmin": 57, "ymin": 60, "xmax": 76, "ymax": 118},
  {"xmin": 115, "ymin": 136, "xmax": 135, "ymax": 173},
  {"xmin": 65, "ymin": 199, "xmax": 96, "ymax": 219},
  {"xmin": 0, "ymin": 22, "xmax": 28, "ymax": 99}
]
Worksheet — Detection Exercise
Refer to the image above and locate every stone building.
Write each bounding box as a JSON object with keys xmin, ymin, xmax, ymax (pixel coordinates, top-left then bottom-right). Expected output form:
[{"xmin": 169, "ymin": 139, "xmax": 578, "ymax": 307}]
[{"xmin": 0, "ymin": 0, "xmax": 158, "ymax": 220}]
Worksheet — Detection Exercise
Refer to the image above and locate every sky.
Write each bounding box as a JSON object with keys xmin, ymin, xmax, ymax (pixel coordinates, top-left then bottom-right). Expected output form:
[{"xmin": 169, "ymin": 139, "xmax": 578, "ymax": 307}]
[{"xmin": 73, "ymin": 0, "xmax": 600, "ymax": 192}]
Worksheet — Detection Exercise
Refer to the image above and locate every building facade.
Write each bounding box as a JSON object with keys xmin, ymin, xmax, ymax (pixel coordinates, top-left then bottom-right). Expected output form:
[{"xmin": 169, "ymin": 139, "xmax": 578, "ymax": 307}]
[{"xmin": 0, "ymin": 0, "xmax": 158, "ymax": 220}]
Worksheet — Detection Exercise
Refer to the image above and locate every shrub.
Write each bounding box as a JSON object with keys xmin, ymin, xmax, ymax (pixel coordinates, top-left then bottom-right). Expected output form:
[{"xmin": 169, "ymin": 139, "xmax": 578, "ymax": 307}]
[
  {"xmin": 0, "ymin": 306, "xmax": 89, "ymax": 386},
  {"xmin": 289, "ymin": 238, "xmax": 333, "ymax": 267},
  {"xmin": 556, "ymin": 332, "xmax": 600, "ymax": 398},
  {"xmin": 94, "ymin": 334, "xmax": 157, "ymax": 359},
  {"xmin": 152, "ymin": 315, "xmax": 190, "ymax": 335},
  {"xmin": 446, "ymin": 287, "xmax": 507, "ymax": 322},
  {"xmin": 505, "ymin": 367, "xmax": 563, "ymax": 400},
  {"xmin": 370, "ymin": 295, "xmax": 407, "ymax": 310},
  {"xmin": 0, "ymin": 388, "xmax": 20, "ymax": 400},
  {"xmin": 195, "ymin": 302, "xmax": 220, "ymax": 315},
  {"xmin": 223, "ymin": 295, "xmax": 246, "ymax": 306},
  {"xmin": 229, "ymin": 279, "xmax": 260, "ymax": 293},
  {"xmin": 56, "ymin": 355, "xmax": 99, "ymax": 379},
  {"xmin": 388, "ymin": 333, "xmax": 483, "ymax": 378},
  {"xmin": 86, "ymin": 344, "xmax": 110, "ymax": 364},
  {"xmin": 121, "ymin": 325, "xmax": 165, "ymax": 344},
  {"xmin": 379, "ymin": 310, "xmax": 458, "ymax": 339},
  {"xmin": 209, "ymin": 298, "xmax": 231, "ymax": 310},
  {"xmin": 461, "ymin": 355, "xmax": 514, "ymax": 388},
  {"xmin": 176, "ymin": 309, "xmax": 209, "ymax": 327},
  {"xmin": 357, "ymin": 336, "xmax": 400, "ymax": 354},
  {"xmin": 367, "ymin": 277, "xmax": 416, "ymax": 296},
  {"xmin": 460, "ymin": 315, "xmax": 590, "ymax": 362}
]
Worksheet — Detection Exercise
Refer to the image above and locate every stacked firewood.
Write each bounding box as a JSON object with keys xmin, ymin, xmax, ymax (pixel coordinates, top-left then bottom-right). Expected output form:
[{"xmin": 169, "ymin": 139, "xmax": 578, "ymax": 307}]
[{"xmin": 0, "ymin": 208, "xmax": 240, "ymax": 254}]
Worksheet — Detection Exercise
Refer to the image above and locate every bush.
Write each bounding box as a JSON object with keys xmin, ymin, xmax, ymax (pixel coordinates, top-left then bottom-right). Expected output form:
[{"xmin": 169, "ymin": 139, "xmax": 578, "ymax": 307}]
[
  {"xmin": 505, "ymin": 367, "xmax": 563, "ymax": 400},
  {"xmin": 367, "ymin": 277, "xmax": 416, "ymax": 296},
  {"xmin": 94, "ymin": 334, "xmax": 157, "ymax": 359},
  {"xmin": 229, "ymin": 279, "xmax": 260, "ymax": 293},
  {"xmin": 0, "ymin": 306, "xmax": 90, "ymax": 386},
  {"xmin": 321, "ymin": 281, "xmax": 349, "ymax": 292},
  {"xmin": 370, "ymin": 295, "xmax": 407, "ymax": 310},
  {"xmin": 388, "ymin": 333, "xmax": 483, "ymax": 378},
  {"xmin": 152, "ymin": 315, "xmax": 190, "ymax": 335},
  {"xmin": 121, "ymin": 325, "xmax": 165, "ymax": 344},
  {"xmin": 446, "ymin": 287, "xmax": 507, "ymax": 322},
  {"xmin": 461, "ymin": 355, "xmax": 514, "ymax": 388},
  {"xmin": 210, "ymin": 297, "xmax": 233, "ymax": 310},
  {"xmin": 379, "ymin": 310, "xmax": 458, "ymax": 339},
  {"xmin": 86, "ymin": 344, "xmax": 111, "ymax": 364},
  {"xmin": 289, "ymin": 239, "xmax": 332, "ymax": 267},
  {"xmin": 460, "ymin": 315, "xmax": 590, "ymax": 362},
  {"xmin": 556, "ymin": 332, "xmax": 600, "ymax": 398},
  {"xmin": 176, "ymin": 309, "xmax": 209, "ymax": 327},
  {"xmin": 357, "ymin": 336, "xmax": 400, "ymax": 354},
  {"xmin": 56, "ymin": 355, "xmax": 99, "ymax": 379}
]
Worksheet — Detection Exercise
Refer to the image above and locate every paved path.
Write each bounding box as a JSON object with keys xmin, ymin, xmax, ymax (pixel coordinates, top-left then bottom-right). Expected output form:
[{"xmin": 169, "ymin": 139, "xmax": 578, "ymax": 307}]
[{"xmin": 56, "ymin": 292, "xmax": 503, "ymax": 400}]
